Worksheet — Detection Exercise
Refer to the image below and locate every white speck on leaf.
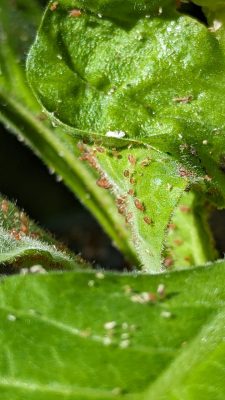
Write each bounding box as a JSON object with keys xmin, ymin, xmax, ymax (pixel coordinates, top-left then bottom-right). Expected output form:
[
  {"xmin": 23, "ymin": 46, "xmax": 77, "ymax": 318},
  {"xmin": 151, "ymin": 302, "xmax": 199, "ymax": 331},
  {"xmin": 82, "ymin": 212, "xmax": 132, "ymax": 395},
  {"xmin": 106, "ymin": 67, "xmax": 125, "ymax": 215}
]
[
  {"xmin": 105, "ymin": 131, "xmax": 126, "ymax": 139},
  {"xmin": 7, "ymin": 314, "xmax": 16, "ymax": 322},
  {"xmin": 104, "ymin": 321, "xmax": 117, "ymax": 330}
]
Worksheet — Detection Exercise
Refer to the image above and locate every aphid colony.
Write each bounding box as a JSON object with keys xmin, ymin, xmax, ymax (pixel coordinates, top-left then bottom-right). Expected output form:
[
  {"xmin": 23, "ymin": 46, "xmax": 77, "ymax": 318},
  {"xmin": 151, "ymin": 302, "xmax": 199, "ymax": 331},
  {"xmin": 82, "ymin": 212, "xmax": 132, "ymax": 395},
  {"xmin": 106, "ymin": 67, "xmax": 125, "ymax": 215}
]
[
  {"xmin": 1, "ymin": 199, "xmax": 39, "ymax": 241},
  {"xmin": 77, "ymin": 141, "xmax": 155, "ymax": 227}
]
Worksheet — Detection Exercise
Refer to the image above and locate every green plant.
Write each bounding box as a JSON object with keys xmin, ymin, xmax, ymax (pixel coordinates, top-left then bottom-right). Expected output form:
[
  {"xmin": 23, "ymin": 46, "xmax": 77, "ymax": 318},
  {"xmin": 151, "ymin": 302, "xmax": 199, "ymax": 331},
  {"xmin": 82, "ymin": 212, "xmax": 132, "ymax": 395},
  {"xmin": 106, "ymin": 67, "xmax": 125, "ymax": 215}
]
[{"xmin": 0, "ymin": 0, "xmax": 225, "ymax": 398}]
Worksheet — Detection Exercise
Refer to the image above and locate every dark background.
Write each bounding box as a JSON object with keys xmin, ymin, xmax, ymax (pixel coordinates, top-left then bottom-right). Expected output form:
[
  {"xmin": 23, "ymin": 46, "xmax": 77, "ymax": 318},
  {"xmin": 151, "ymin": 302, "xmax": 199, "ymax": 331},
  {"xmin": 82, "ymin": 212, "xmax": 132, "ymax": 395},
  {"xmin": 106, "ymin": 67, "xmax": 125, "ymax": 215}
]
[{"xmin": 0, "ymin": 0, "xmax": 224, "ymax": 269}]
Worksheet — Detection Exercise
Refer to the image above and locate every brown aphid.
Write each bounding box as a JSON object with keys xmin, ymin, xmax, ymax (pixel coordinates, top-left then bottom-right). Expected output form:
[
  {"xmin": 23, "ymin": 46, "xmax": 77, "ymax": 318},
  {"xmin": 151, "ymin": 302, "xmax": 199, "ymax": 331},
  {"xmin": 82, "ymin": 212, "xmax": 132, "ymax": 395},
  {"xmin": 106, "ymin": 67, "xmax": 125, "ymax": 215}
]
[
  {"xmin": 10, "ymin": 229, "xmax": 21, "ymax": 241},
  {"xmin": 50, "ymin": 1, "xmax": 58, "ymax": 11},
  {"xmin": 143, "ymin": 216, "xmax": 153, "ymax": 225},
  {"xmin": 174, "ymin": 239, "xmax": 183, "ymax": 246},
  {"xmin": 20, "ymin": 212, "xmax": 28, "ymax": 226},
  {"xmin": 128, "ymin": 154, "xmax": 136, "ymax": 166},
  {"xmin": 20, "ymin": 224, "xmax": 29, "ymax": 235},
  {"xmin": 130, "ymin": 176, "xmax": 136, "ymax": 185},
  {"xmin": 128, "ymin": 189, "xmax": 134, "ymax": 196},
  {"xmin": 117, "ymin": 204, "xmax": 126, "ymax": 215},
  {"xmin": 69, "ymin": 9, "xmax": 82, "ymax": 17},
  {"xmin": 96, "ymin": 146, "xmax": 105, "ymax": 153},
  {"xmin": 164, "ymin": 257, "xmax": 174, "ymax": 268},
  {"xmin": 77, "ymin": 141, "xmax": 85, "ymax": 153},
  {"xmin": 1, "ymin": 200, "xmax": 9, "ymax": 214},
  {"xmin": 167, "ymin": 223, "xmax": 176, "ymax": 231},
  {"xmin": 134, "ymin": 199, "xmax": 145, "ymax": 212},
  {"xmin": 116, "ymin": 196, "xmax": 126, "ymax": 205},
  {"xmin": 123, "ymin": 170, "xmax": 130, "ymax": 178},
  {"xmin": 179, "ymin": 205, "xmax": 191, "ymax": 213},
  {"xmin": 179, "ymin": 166, "xmax": 192, "ymax": 178},
  {"xmin": 125, "ymin": 212, "xmax": 133, "ymax": 223},
  {"xmin": 80, "ymin": 152, "xmax": 98, "ymax": 170},
  {"xmin": 173, "ymin": 95, "xmax": 193, "ymax": 104},
  {"xmin": 96, "ymin": 177, "xmax": 112, "ymax": 189}
]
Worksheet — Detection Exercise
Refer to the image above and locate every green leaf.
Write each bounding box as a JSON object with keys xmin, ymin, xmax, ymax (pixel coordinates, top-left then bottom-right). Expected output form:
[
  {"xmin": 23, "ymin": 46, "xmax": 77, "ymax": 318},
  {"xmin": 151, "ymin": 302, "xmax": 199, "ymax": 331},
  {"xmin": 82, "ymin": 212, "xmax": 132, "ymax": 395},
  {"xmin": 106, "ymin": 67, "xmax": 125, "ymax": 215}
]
[
  {"xmin": 0, "ymin": 261, "xmax": 225, "ymax": 399},
  {"xmin": 0, "ymin": 195, "xmax": 81, "ymax": 270},
  {"xmin": 27, "ymin": 0, "xmax": 225, "ymax": 270},
  {"xmin": 164, "ymin": 191, "xmax": 217, "ymax": 269},
  {"xmin": 0, "ymin": 0, "xmax": 138, "ymax": 266}
]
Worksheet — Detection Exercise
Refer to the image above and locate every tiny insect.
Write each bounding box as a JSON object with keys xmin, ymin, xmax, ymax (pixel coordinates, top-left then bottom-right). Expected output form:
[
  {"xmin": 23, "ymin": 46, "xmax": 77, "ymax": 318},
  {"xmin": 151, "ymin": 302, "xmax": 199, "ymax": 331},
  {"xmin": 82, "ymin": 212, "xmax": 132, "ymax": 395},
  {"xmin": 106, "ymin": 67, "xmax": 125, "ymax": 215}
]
[
  {"xmin": 50, "ymin": 1, "xmax": 58, "ymax": 11},
  {"xmin": 96, "ymin": 177, "xmax": 112, "ymax": 189},
  {"xmin": 123, "ymin": 170, "xmax": 130, "ymax": 178},
  {"xmin": 1, "ymin": 200, "xmax": 9, "ymax": 214},
  {"xmin": 128, "ymin": 154, "xmax": 136, "ymax": 166},
  {"xmin": 134, "ymin": 199, "xmax": 145, "ymax": 212},
  {"xmin": 143, "ymin": 216, "xmax": 152, "ymax": 225},
  {"xmin": 69, "ymin": 9, "xmax": 82, "ymax": 17},
  {"xmin": 179, "ymin": 205, "xmax": 191, "ymax": 213},
  {"xmin": 173, "ymin": 95, "xmax": 193, "ymax": 104}
]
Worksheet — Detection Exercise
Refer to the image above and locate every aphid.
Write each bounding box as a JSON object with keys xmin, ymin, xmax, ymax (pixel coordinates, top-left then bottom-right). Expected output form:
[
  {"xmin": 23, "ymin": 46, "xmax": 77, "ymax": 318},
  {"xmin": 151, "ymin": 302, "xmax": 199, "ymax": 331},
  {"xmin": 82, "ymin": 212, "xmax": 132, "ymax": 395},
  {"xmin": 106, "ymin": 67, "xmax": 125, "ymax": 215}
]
[
  {"xmin": 77, "ymin": 141, "xmax": 85, "ymax": 153},
  {"xmin": 50, "ymin": 1, "xmax": 58, "ymax": 11},
  {"xmin": 179, "ymin": 166, "xmax": 192, "ymax": 178},
  {"xmin": 167, "ymin": 223, "xmax": 176, "ymax": 231},
  {"xmin": 10, "ymin": 229, "xmax": 21, "ymax": 241},
  {"xmin": 69, "ymin": 9, "xmax": 82, "ymax": 17},
  {"xmin": 128, "ymin": 154, "xmax": 136, "ymax": 166},
  {"xmin": 164, "ymin": 257, "xmax": 173, "ymax": 268},
  {"xmin": 130, "ymin": 176, "xmax": 136, "ymax": 185},
  {"xmin": 173, "ymin": 95, "xmax": 193, "ymax": 104},
  {"xmin": 134, "ymin": 199, "xmax": 145, "ymax": 212},
  {"xmin": 116, "ymin": 196, "xmax": 126, "ymax": 205},
  {"xmin": 128, "ymin": 189, "xmax": 134, "ymax": 196},
  {"xmin": 179, "ymin": 205, "xmax": 191, "ymax": 213},
  {"xmin": 174, "ymin": 239, "xmax": 183, "ymax": 246},
  {"xmin": 96, "ymin": 177, "xmax": 112, "ymax": 189},
  {"xmin": 123, "ymin": 170, "xmax": 130, "ymax": 178},
  {"xmin": 1, "ymin": 199, "xmax": 9, "ymax": 214},
  {"xmin": 143, "ymin": 216, "xmax": 152, "ymax": 225},
  {"xmin": 141, "ymin": 157, "xmax": 151, "ymax": 167},
  {"xmin": 96, "ymin": 146, "xmax": 105, "ymax": 153},
  {"xmin": 125, "ymin": 212, "xmax": 133, "ymax": 223},
  {"xmin": 80, "ymin": 152, "xmax": 98, "ymax": 170},
  {"xmin": 20, "ymin": 224, "xmax": 29, "ymax": 235}
]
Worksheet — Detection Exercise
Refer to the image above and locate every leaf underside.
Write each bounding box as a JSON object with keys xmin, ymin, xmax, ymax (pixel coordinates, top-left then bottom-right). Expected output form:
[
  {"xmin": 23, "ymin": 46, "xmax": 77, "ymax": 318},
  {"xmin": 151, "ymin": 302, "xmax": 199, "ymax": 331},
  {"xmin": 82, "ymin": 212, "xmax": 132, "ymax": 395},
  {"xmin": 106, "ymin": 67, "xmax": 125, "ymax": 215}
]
[
  {"xmin": 0, "ymin": 195, "xmax": 81, "ymax": 271},
  {"xmin": 0, "ymin": 261, "xmax": 225, "ymax": 399}
]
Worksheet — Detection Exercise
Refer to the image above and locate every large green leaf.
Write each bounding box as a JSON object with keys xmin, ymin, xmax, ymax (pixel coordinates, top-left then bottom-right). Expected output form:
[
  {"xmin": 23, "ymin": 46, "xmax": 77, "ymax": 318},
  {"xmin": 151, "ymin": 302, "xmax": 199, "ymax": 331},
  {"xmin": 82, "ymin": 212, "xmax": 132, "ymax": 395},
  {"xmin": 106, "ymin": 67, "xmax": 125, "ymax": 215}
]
[
  {"xmin": 0, "ymin": 0, "xmax": 137, "ymax": 266},
  {"xmin": 27, "ymin": 0, "xmax": 225, "ymax": 271},
  {"xmin": 0, "ymin": 261, "xmax": 225, "ymax": 399},
  {"xmin": 0, "ymin": 195, "xmax": 80, "ymax": 270}
]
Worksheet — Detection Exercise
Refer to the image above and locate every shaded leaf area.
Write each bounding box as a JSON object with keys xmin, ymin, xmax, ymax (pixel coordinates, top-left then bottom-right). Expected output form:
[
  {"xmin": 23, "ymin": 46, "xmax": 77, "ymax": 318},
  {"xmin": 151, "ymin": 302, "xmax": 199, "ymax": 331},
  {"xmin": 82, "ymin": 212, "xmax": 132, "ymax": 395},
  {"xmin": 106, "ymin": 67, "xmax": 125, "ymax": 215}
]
[
  {"xmin": 0, "ymin": 261, "xmax": 225, "ymax": 399},
  {"xmin": 0, "ymin": 0, "xmax": 137, "ymax": 267},
  {"xmin": 164, "ymin": 191, "xmax": 217, "ymax": 269},
  {"xmin": 0, "ymin": 195, "xmax": 83, "ymax": 270}
]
